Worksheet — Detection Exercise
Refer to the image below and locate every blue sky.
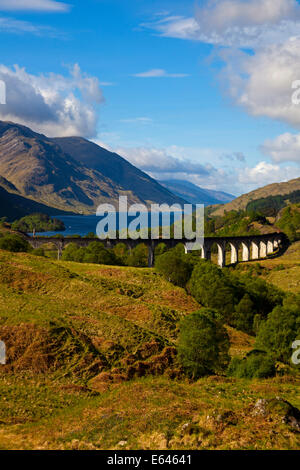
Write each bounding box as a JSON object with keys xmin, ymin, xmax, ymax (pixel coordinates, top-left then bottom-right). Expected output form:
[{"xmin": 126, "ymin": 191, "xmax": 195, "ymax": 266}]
[{"xmin": 1, "ymin": 0, "xmax": 300, "ymax": 195}]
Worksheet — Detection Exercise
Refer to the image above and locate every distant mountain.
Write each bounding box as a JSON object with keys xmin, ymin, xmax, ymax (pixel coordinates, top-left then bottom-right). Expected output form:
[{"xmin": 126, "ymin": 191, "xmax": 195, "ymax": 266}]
[
  {"xmin": 211, "ymin": 177, "xmax": 300, "ymax": 216},
  {"xmin": 159, "ymin": 179, "xmax": 235, "ymax": 206},
  {"xmin": 53, "ymin": 136, "xmax": 185, "ymax": 208},
  {"xmin": 0, "ymin": 121, "xmax": 186, "ymax": 216}
]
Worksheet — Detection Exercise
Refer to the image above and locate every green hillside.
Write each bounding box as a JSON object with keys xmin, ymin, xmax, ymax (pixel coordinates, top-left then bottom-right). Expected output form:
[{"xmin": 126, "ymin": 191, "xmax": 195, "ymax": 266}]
[
  {"xmin": 212, "ymin": 177, "xmax": 300, "ymax": 217},
  {"xmin": 0, "ymin": 248, "xmax": 299, "ymax": 450}
]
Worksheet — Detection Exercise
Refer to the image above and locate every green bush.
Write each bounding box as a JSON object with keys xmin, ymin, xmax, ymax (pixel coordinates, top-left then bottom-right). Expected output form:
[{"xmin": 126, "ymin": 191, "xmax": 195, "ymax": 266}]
[
  {"xmin": 188, "ymin": 261, "xmax": 241, "ymax": 322},
  {"xmin": 237, "ymin": 275, "xmax": 285, "ymax": 317},
  {"xmin": 227, "ymin": 350, "xmax": 276, "ymax": 379},
  {"xmin": 155, "ymin": 247, "xmax": 194, "ymax": 287},
  {"xmin": 32, "ymin": 247, "xmax": 46, "ymax": 257},
  {"xmin": 234, "ymin": 293, "xmax": 255, "ymax": 335},
  {"xmin": 113, "ymin": 243, "xmax": 128, "ymax": 265},
  {"xmin": 61, "ymin": 241, "xmax": 118, "ymax": 265},
  {"xmin": 178, "ymin": 309, "xmax": 230, "ymax": 378},
  {"xmin": 0, "ymin": 234, "xmax": 31, "ymax": 253},
  {"xmin": 255, "ymin": 293, "xmax": 300, "ymax": 363},
  {"xmin": 127, "ymin": 244, "xmax": 148, "ymax": 267}
]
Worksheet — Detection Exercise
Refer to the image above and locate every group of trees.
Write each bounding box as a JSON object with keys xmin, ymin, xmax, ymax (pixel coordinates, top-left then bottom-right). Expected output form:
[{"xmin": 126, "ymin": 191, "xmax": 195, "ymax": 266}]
[
  {"xmin": 61, "ymin": 241, "xmax": 153, "ymax": 267},
  {"xmin": 276, "ymin": 205, "xmax": 300, "ymax": 242},
  {"xmin": 155, "ymin": 245, "xmax": 299, "ymax": 379},
  {"xmin": 204, "ymin": 209, "xmax": 267, "ymax": 238},
  {"xmin": 204, "ymin": 201, "xmax": 300, "ymax": 241},
  {"xmin": 11, "ymin": 213, "xmax": 65, "ymax": 233},
  {"xmin": 0, "ymin": 233, "xmax": 31, "ymax": 253}
]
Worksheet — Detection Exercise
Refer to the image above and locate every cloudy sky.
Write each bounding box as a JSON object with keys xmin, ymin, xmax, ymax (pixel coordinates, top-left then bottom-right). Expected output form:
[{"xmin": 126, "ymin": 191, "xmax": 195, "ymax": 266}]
[{"xmin": 1, "ymin": 0, "xmax": 300, "ymax": 195}]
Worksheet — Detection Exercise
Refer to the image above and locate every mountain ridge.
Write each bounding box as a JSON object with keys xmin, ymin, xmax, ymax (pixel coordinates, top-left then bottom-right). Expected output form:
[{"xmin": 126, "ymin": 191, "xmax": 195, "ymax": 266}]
[
  {"xmin": 0, "ymin": 121, "xmax": 186, "ymax": 216},
  {"xmin": 211, "ymin": 177, "xmax": 300, "ymax": 216},
  {"xmin": 159, "ymin": 179, "xmax": 235, "ymax": 206}
]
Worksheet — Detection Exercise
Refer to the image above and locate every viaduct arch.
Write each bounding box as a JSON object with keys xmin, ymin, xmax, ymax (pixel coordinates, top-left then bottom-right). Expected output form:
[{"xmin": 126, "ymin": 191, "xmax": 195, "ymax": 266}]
[{"xmin": 25, "ymin": 232, "xmax": 286, "ymax": 268}]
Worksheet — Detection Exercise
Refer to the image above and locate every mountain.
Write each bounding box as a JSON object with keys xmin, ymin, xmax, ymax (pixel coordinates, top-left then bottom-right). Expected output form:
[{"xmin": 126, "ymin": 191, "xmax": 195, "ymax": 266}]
[
  {"xmin": 0, "ymin": 183, "xmax": 73, "ymax": 221},
  {"xmin": 0, "ymin": 121, "xmax": 186, "ymax": 216},
  {"xmin": 52, "ymin": 136, "xmax": 185, "ymax": 208},
  {"xmin": 159, "ymin": 179, "xmax": 235, "ymax": 206},
  {"xmin": 211, "ymin": 177, "xmax": 300, "ymax": 216}
]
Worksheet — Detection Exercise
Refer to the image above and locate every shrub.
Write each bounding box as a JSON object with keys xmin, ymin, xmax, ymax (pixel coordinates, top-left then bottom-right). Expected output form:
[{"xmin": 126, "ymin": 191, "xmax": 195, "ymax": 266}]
[
  {"xmin": 62, "ymin": 241, "xmax": 118, "ymax": 265},
  {"xmin": 0, "ymin": 234, "xmax": 31, "ymax": 253},
  {"xmin": 85, "ymin": 241, "xmax": 118, "ymax": 265},
  {"xmin": 188, "ymin": 261, "xmax": 240, "ymax": 322},
  {"xmin": 255, "ymin": 294, "xmax": 300, "ymax": 363},
  {"xmin": 127, "ymin": 244, "xmax": 148, "ymax": 268},
  {"xmin": 178, "ymin": 309, "xmax": 230, "ymax": 378},
  {"xmin": 237, "ymin": 275, "xmax": 285, "ymax": 318},
  {"xmin": 32, "ymin": 247, "xmax": 45, "ymax": 257},
  {"xmin": 234, "ymin": 294, "xmax": 256, "ymax": 335},
  {"xmin": 113, "ymin": 243, "xmax": 129, "ymax": 264},
  {"xmin": 227, "ymin": 350, "xmax": 276, "ymax": 379},
  {"xmin": 155, "ymin": 247, "xmax": 194, "ymax": 287}
]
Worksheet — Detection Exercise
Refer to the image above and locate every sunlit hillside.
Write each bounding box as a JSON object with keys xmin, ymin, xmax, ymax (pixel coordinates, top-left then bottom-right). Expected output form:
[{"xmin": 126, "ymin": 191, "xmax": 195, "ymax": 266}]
[{"xmin": 0, "ymin": 250, "xmax": 299, "ymax": 450}]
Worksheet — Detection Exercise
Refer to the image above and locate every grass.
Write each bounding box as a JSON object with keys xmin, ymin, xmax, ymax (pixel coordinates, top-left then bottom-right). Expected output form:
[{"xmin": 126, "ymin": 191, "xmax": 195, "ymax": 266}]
[
  {"xmin": 231, "ymin": 241, "xmax": 300, "ymax": 293},
  {"xmin": 0, "ymin": 248, "xmax": 299, "ymax": 450}
]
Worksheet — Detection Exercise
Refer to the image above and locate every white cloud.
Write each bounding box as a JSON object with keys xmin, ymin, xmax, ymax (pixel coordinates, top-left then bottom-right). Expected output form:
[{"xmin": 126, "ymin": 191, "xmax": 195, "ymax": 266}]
[
  {"xmin": 120, "ymin": 117, "xmax": 153, "ymax": 124},
  {"xmin": 219, "ymin": 37, "xmax": 300, "ymax": 128},
  {"xmin": 0, "ymin": 63, "xmax": 104, "ymax": 137},
  {"xmin": 238, "ymin": 161, "xmax": 299, "ymax": 187},
  {"xmin": 145, "ymin": 0, "xmax": 300, "ymax": 48},
  {"xmin": 0, "ymin": 0, "xmax": 70, "ymax": 12},
  {"xmin": 115, "ymin": 146, "xmax": 211, "ymax": 175},
  {"xmin": 0, "ymin": 16, "xmax": 61, "ymax": 35},
  {"xmin": 133, "ymin": 69, "xmax": 189, "ymax": 78},
  {"xmin": 94, "ymin": 139, "xmax": 298, "ymax": 194},
  {"xmin": 196, "ymin": 0, "xmax": 299, "ymax": 31},
  {"xmin": 261, "ymin": 132, "xmax": 300, "ymax": 162}
]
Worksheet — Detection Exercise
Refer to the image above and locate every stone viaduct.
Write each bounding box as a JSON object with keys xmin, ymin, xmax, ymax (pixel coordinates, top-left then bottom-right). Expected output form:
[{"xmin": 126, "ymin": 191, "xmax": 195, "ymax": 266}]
[{"xmin": 25, "ymin": 232, "xmax": 286, "ymax": 268}]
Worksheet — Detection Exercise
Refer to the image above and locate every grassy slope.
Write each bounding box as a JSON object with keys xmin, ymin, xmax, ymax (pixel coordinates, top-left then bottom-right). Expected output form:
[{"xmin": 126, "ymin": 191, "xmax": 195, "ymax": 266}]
[
  {"xmin": 0, "ymin": 250, "xmax": 299, "ymax": 450},
  {"xmin": 233, "ymin": 241, "xmax": 300, "ymax": 293},
  {"xmin": 211, "ymin": 177, "xmax": 300, "ymax": 216}
]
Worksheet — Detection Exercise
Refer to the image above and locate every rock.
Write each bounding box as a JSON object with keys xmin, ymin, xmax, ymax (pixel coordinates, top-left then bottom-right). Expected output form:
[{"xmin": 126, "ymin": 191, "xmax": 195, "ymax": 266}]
[
  {"xmin": 252, "ymin": 397, "xmax": 300, "ymax": 431},
  {"xmin": 181, "ymin": 423, "xmax": 190, "ymax": 432},
  {"xmin": 117, "ymin": 440, "xmax": 127, "ymax": 447},
  {"xmin": 252, "ymin": 399, "xmax": 269, "ymax": 417}
]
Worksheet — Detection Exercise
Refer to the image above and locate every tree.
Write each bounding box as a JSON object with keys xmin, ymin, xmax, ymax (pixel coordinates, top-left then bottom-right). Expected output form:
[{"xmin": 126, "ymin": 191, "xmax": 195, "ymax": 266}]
[
  {"xmin": 61, "ymin": 243, "xmax": 81, "ymax": 261},
  {"xmin": 234, "ymin": 293, "xmax": 255, "ymax": 335},
  {"xmin": 0, "ymin": 234, "xmax": 31, "ymax": 253},
  {"xmin": 127, "ymin": 244, "xmax": 148, "ymax": 267},
  {"xmin": 12, "ymin": 213, "xmax": 65, "ymax": 233},
  {"xmin": 188, "ymin": 261, "xmax": 240, "ymax": 322},
  {"xmin": 178, "ymin": 309, "xmax": 230, "ymax": 378},
  {"xmin": 86, "ymin": 241, "xmax": 117, "ymax": 265},
  {"xmin": 255, "ymin": 294, "xmax": 300, "ymax": 363},
  {"xmin": 227, "ymin": 350, "xmax": 276, "ymax": 379},
  {"xmin": 155, "ymin": 248, "xmax": 193, "ymax": 287}
]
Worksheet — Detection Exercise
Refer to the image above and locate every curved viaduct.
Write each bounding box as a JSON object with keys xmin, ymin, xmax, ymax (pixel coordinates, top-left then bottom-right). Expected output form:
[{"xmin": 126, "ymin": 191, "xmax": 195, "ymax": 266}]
[{"xmin": 25, "ymin": 232, "xmax": 286, "ymax": 268}]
